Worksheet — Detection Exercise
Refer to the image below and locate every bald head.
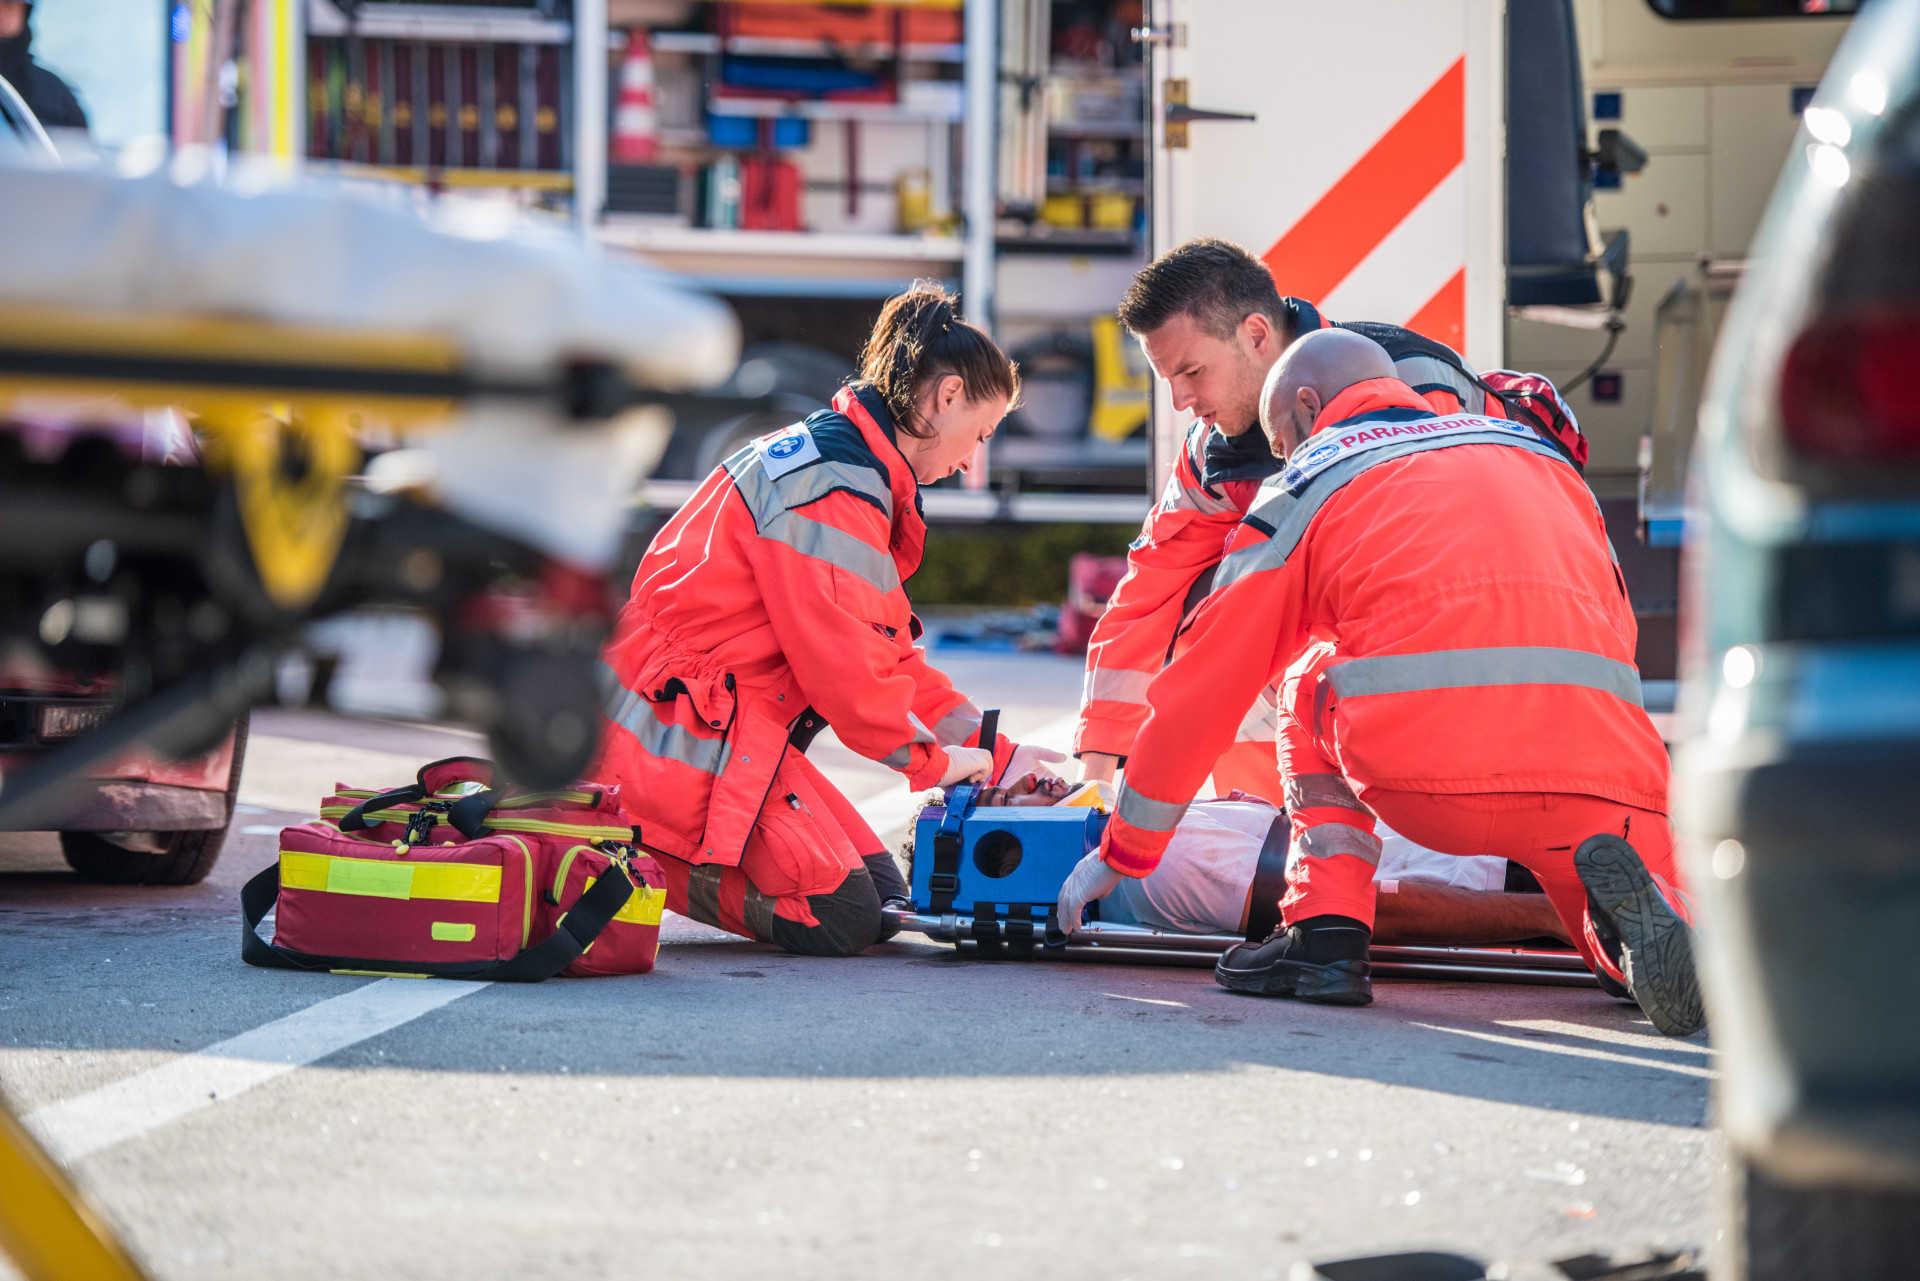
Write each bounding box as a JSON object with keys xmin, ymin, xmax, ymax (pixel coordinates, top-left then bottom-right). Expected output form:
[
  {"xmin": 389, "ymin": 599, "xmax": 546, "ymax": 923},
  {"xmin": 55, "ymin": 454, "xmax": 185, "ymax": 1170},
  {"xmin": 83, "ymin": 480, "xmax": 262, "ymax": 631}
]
[{"xmin": 1258, "ymin": 328, "xmax": 1397, "ymax": 457}]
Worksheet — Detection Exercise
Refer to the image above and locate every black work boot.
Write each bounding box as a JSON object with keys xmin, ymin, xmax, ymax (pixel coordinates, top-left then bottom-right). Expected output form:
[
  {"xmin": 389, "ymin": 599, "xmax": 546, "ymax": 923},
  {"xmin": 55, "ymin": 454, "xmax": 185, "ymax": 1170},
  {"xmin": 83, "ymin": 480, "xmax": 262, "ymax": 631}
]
[
  {"xmin": 1575, "ymin": 834, "xmax": 1704, "ymax": 1037},
  {"xmin": 1214, "ymin": 914, "xmax": 1372, "ymax": 1005}
]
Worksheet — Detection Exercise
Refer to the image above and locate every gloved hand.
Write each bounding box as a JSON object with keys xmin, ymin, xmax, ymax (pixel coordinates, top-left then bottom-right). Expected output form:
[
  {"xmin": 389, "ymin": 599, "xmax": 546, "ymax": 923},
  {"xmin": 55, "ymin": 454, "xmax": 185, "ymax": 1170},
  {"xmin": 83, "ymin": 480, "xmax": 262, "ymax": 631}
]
[
  {"xmin": 937, "ymin": 745, "xmax": 995, "ymax": 787},
  {"xmin": 1055, "ymin": 850, "xmax": 1125, "ymax": 937},
  {"xmin": 1006, "ymin": 742, "xmax": 1069, "ymax": 783}
]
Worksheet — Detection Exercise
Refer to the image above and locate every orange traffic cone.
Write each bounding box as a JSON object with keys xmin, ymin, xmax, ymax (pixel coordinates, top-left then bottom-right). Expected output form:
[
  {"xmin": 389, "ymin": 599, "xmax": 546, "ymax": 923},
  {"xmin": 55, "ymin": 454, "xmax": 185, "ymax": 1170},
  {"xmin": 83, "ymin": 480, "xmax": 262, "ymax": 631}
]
[{"xmin": 612, "ymin": 30, "xmax": 658, "ymax": 163}]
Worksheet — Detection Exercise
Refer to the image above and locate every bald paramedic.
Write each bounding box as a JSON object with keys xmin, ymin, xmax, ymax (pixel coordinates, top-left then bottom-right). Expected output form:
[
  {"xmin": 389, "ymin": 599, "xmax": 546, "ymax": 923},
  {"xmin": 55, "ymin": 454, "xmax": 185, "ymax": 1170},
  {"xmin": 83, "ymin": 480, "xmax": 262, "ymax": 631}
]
[
  {"xmin": 1074, "ymin": 238, "xmax": 1584, "ymax": 804},
  {"xmin": 1056, "ymin": 329, "xmax": 1703, "ymax": 1036}
]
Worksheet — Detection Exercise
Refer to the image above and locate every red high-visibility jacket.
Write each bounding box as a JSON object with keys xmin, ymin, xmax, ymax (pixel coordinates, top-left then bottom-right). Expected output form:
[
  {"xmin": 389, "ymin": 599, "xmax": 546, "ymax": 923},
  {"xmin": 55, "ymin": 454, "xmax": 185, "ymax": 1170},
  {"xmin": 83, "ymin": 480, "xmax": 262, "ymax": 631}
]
[
  {"xmin": 593, "ymin": 386, "xmax": 1001, "ymax": 867},
  {"xmin": 1099, "ymin": 377, "xmax": 1663, "ymax": 877},
  {"xmin": 1074, "ymin": 301, "xmax": 1515, "ymax": 761}
]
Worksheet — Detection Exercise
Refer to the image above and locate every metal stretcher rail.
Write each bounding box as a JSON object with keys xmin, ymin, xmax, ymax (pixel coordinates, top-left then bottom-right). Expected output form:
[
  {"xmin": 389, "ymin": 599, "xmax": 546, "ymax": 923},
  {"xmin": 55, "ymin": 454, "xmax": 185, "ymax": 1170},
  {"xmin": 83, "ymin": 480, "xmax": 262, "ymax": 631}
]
[{"xmin": 886, "ymin": 911, "xmax": 1602, "ymax": 988}]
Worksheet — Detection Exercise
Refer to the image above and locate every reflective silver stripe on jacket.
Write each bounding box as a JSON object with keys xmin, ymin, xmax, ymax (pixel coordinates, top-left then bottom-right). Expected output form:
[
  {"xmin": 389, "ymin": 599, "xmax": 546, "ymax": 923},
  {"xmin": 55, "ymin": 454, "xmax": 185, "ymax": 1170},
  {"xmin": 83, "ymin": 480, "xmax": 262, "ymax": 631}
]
[
  {"xmin": 599, "ymin": 663, "xmax": 733, "ymax": 775},
  {"xmin": 1289, "ymin": 821, "xmax": 1383, "ymax": 868},
  {"xmin": 1083, "ymin": 666, "xmax": 1153, "ymax": 707},
  {"xmin": 1159, "ymin": 468, "xmax": 1241, "ymax": 517},
  {"xmin": 725, "ymin": 452, "xmax": 902, "ymax": 594},
  {"xmin": 1327, "ymin": 646, "xmax": 1644, "ymax": 708},
  {"xmin": 1215, "ymin": 427, "xmax": 1572, "ymax": 594},
  {"xmin": 1284, "ymin": 772, "xmax": 1370, "ymax": 815},
  {"xmin": 880, "ymin": 712, "xmax": 939, "ymax": 769},
  {"xmin": 1235, "ymin": 686, "xmax": 1280, "ymax": 742},
  {"xmin": 1393, "ymin": 353, "xmax": 1484, "ymax": 413},
  {"xmin": 1116, "ymin": 784, "xmax": 1187, "ymax": 833},
  {"xmin": 934, "ymin": 702, "xmax": 983, "ymax": 746}
]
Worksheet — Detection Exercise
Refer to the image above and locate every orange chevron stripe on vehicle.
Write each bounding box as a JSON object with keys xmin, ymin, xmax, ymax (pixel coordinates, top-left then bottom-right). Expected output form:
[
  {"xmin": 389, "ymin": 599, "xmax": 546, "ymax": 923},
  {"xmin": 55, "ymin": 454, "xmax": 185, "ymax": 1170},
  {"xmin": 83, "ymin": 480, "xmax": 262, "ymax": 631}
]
[
  {"xmin": 1261, "ymin": 57, "xmax": 1465, "ymax": 303},
  {"xmin": 1406, "ymin": 267, "xmax": 1467, "ymax": 349}
]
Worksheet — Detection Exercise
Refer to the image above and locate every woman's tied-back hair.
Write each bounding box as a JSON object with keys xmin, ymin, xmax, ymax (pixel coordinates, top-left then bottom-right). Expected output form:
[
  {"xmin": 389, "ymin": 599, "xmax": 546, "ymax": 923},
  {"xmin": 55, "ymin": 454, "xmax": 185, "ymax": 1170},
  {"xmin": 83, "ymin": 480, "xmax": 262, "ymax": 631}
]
[{"xmin": 854, "ymin": 280, "xmax": 1020, "ymax": 439}]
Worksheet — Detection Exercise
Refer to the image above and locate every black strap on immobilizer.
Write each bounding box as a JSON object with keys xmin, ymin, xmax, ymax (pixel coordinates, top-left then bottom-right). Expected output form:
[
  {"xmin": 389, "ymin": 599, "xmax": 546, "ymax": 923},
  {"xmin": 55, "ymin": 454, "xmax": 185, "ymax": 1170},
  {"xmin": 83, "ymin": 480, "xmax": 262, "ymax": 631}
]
[
  {"xmin": 1244, "ymin": 812, "xmax": 1292, "ymax": 943},
  {"xmin": 240, "ymin": 858, "xmax": 635, "ymax": 983},
  {"xmin": 926, "ymin": 708, "xmax": 1000, "ymax": 915}
]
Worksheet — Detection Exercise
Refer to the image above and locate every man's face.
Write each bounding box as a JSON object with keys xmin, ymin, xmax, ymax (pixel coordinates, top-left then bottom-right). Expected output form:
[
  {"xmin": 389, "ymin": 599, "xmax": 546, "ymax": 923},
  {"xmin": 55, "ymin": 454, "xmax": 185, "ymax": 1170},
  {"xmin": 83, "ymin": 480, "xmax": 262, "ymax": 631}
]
[
  {"xmin": 1138, "ymin": 311, "xmax": 1280, "ymax": 438},
  {"xmin": 0, "ymin": 3, "xmax": 28, "ymax": 39}
]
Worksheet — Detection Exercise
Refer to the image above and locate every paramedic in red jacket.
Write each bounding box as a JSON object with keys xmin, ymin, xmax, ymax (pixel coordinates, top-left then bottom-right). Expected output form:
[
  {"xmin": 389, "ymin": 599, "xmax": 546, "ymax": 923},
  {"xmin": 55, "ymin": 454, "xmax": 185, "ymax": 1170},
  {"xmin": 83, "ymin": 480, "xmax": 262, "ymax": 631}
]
[
  {"xmin": 1075, "ymin": 239, "xmax": 1584, "ymax": 802},
  {"xmin": 1058, "ymin": 328, "xmax": 1703, "ymax": 1036},
  {"xmin": 593, "ymin": 285, "xmax": 1063, "ymax": 957}
]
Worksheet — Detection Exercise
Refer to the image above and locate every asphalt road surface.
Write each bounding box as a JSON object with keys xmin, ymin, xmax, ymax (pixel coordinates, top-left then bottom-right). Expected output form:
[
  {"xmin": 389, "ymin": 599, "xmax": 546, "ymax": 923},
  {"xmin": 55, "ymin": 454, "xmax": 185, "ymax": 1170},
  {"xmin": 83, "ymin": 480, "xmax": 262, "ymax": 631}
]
[{"xmin": 0, "ymin": 650, "xmax": 1714, "ymax": 1281}]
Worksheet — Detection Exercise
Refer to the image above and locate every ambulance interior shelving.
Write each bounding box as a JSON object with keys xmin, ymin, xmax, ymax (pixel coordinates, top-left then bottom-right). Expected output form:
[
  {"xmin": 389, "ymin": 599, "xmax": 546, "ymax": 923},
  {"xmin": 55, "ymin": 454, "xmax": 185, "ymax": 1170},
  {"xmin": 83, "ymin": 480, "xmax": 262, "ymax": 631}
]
[{"xmin": 220, "ymin": 0, "xmax": 1850, "ymax": 575}]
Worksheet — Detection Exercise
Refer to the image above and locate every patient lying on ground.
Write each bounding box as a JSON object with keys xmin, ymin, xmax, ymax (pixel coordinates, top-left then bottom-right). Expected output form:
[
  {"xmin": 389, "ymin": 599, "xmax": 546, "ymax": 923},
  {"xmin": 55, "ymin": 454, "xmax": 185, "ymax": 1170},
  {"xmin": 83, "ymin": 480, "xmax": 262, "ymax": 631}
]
[{"xmin": 973, "ymin": 774, "xmax": 1571, "ymax": 947}]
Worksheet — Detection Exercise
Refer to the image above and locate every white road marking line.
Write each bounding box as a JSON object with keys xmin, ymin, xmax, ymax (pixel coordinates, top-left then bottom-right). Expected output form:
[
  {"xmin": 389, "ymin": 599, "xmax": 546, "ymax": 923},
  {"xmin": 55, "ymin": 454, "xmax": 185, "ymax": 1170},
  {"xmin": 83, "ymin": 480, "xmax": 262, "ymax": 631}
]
[
  {"xmin": 24, "ymin": 978, "xmax": 489, "ymax": 1162},
  {"xmin": 1404, "ymin": 1022, "xmax": 1716, "ymax": 1079}
]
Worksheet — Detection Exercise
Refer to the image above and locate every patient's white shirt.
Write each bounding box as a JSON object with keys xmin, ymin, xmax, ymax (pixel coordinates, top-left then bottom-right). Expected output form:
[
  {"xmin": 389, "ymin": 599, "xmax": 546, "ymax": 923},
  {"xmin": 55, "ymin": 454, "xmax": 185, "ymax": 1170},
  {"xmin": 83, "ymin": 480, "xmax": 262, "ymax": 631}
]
[{"xmin": 1107, "ymin": 798, "xmax": 1507, "ymax": 934}]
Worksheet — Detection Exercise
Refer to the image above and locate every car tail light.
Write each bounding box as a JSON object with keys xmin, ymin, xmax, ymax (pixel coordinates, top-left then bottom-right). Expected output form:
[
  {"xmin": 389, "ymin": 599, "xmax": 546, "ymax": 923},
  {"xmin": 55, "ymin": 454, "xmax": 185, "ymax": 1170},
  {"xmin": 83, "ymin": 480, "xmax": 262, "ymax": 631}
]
[{"xmin": 1779, "ymin": 309, "xmax": 1920, "ymax": 460}]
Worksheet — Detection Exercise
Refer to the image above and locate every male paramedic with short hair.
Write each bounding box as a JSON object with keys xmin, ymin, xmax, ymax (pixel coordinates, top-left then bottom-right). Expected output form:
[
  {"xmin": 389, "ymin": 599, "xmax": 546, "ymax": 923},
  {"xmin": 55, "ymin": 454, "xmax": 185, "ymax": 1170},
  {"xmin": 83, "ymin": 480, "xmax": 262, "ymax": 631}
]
[
  {"xmin": 1074, "ymin": 239, "xmax": 1581, "ymax": 803},
  {"xmin": 1056, "ymin": 328, "xmax": 1703, "ymax": 1037}
]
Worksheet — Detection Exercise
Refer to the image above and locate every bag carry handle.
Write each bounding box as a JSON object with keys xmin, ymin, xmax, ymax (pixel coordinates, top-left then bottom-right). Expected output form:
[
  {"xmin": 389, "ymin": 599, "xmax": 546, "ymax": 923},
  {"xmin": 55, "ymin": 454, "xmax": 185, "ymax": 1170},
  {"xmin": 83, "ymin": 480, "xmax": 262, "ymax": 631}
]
[
  {"xmin": 241, "ymin": 858, "xmax": 635, "ymax": 983},
  {"xmin": 337, "ymin": 756, "xmax": 504, "ymax": 841}
]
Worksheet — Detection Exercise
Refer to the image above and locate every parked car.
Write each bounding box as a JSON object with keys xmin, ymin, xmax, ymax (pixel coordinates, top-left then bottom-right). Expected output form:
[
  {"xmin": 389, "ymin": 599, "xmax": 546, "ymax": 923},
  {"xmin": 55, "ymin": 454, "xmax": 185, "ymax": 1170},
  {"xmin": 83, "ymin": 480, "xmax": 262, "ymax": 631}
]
[{"xmin": 1673, "ymin": 2, "xmax": 1920, "ymax": 1276}]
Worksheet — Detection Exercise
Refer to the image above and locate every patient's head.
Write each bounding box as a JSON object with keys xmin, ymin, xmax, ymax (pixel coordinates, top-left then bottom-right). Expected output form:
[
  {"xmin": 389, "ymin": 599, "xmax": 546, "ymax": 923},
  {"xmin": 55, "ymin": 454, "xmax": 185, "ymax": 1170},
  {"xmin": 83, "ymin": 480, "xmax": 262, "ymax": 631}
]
[{"xmin": 966, "ymin": 773, "xmax": 1072, "ymax": 807}]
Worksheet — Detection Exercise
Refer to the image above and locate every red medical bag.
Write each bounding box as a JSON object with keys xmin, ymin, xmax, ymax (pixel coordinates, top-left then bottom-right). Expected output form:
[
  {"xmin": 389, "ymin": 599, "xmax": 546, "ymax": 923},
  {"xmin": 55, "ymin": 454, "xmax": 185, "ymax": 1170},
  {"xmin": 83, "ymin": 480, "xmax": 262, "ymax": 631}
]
[{"xmin": 241, "ymin": 757, "xmax": 665, "ymax": 981}]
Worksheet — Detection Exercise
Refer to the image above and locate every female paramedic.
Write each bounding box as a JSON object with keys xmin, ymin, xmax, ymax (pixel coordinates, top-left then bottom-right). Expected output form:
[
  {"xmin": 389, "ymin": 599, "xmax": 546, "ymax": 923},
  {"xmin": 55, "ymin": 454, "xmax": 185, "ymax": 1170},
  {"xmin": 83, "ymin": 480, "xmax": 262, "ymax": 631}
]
[{"xmin": 591, "ymin": 283, "xmax": 1063, "ymax": 957}]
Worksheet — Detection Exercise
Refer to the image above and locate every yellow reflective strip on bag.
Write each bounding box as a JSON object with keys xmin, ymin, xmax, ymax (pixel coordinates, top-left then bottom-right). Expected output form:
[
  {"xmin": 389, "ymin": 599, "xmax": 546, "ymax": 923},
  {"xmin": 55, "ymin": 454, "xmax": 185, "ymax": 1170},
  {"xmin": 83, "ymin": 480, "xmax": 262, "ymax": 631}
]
[
  {"xmin": 580, "ymin": 875, "xmax": 666, "ymax": 926},
  {"xmin": 327, "ymin": 858, "xmax": 415, "ymax": 898},
  {"xmin": 430, "ymin": 921, "xmax": 476, "ymax": 942},
  {"xmin": 551, "ymin": 846, "xmax": 587, "ymax": 904},
  {"xmin": 280, "ymin": 851, "xmax": 331, "ymax": 890},
  {"xmin": 279, "ymin": 851, "xmax": 500, "ymax": 902}
]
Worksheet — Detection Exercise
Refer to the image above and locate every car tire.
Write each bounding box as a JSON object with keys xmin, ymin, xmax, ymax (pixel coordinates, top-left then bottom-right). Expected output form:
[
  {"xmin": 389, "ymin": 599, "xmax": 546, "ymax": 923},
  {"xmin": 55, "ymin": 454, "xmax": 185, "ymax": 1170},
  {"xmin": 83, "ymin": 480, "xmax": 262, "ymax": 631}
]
[
  {"xmin": 59, "ymin": 714, "xmax": 249, "ymax": 887},
  {"xmin": 1723, "ymin": 1150, "xmax": 1920, "ymax": 1280}
]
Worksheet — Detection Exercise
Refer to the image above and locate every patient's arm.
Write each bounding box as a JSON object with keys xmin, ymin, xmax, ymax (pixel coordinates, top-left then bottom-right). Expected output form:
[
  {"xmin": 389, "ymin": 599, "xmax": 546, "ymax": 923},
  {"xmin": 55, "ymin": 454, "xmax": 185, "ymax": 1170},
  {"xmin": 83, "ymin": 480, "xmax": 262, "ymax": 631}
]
[{"xmin": 1370, "ymin": 882, "xmax": 1572, "ymax": 947}]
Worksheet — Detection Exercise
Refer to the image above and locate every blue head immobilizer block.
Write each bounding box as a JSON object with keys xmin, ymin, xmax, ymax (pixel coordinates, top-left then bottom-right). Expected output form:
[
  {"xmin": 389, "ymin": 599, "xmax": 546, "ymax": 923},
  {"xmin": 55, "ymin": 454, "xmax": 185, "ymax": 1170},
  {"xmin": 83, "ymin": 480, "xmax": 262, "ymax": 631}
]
[{"xmin": 909, "ymin": 783, "xmax": 1108, "ymax": 925}]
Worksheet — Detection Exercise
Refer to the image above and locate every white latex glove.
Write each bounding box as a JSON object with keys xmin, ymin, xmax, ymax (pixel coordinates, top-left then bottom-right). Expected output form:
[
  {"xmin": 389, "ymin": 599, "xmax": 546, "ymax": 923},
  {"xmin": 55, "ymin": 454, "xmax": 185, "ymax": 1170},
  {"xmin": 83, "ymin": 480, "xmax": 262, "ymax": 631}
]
[
  {"xmin": 1006, "ymin": 742, "xmax": 1069, "ymax": 783},
  {"xmin": 936, "ymin": 745, "xmax": 995, "ymax": 787},
  {"xmin": 1055, "ymin": 850, "xmax": 1125, "ymax": 936}
]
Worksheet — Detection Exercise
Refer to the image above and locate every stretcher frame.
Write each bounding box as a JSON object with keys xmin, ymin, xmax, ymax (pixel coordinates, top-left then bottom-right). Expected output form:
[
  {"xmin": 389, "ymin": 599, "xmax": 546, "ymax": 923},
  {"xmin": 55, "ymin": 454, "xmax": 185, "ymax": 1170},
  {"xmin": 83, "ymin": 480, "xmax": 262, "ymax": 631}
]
[{"xmin": 886, "ymin": 910, "xmax": 1601, "ymax": 988}]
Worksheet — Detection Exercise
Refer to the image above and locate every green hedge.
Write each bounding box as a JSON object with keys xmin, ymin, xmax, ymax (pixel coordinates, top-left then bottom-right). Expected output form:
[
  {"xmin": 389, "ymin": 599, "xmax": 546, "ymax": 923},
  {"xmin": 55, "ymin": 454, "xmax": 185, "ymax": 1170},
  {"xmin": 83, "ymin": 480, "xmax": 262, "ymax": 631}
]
[{"xmin": 906, "ymin": 523, "xmax": 1137, "ymax": 606}]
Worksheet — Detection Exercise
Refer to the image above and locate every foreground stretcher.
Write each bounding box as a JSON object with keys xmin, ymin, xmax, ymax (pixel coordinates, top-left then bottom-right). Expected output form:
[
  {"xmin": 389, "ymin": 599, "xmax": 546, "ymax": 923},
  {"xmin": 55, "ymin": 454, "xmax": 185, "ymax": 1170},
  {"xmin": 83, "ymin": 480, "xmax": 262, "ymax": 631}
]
[{"xmin": 888, "ymin": 782, "xmax": 1601, "ymax": 988}]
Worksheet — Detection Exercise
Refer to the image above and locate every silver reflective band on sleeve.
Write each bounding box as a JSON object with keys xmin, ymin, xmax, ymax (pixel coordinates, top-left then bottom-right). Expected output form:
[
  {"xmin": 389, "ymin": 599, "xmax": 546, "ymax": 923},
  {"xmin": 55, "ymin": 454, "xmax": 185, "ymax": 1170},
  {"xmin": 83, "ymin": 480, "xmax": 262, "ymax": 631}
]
[
  {"xmin": 1327, "ymin": 646, "xmax": 1644, "ymax": 708},
  {"xmin": 1116, "ymin": 785, "xmax": 1188, "ymax": 833},
  {"xmin": 1083, "ymin": 667, "xmax": 1154, "ymax": 707},
  {"xmin": 880, "ymin": 743, "xmax": 916, "ymax": 770},
  {"xmin": 599, "ymin": 662, "xmax": 733, "ymax": 775},
  {"xmin": 1392, "ymin": 354, "xmax": 1483, "ymax": 414},
  {"xmin": 761, "ymin": 510, "xmax": 901, "ymax": 594},
  {"xmin": 1283, "ymin": 772, "xmax": 1369, "ymax": 815},
  {"xmin": 906, "ymin": 711, "xmax": 936, "ymax": 745},
  {"xmin": 726, "ymin": 453, "xmax": 902, "ymax": 594},
  {"xmin": 1289, "ymin": 821, "xmax": 1383, "ymax": 869},
  {"xmin": 1234, "ymin": 687, "xmax": 1280, "ymax": 742},
  {"xmin": 934, "ymin": 702, "xmax": 983, "ymax": 746}
]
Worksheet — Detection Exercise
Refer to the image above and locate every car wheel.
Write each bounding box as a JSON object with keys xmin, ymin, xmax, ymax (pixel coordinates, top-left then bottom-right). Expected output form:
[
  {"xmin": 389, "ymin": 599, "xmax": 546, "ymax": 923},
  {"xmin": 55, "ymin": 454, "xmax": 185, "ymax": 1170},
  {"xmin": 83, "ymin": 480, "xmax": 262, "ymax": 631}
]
[
  {"xmin": 1723, "ymin": 1150, "xmax": 1920, "ymax": 1280},
  {"xmin": 59, "ymin": 714, "xmax": 249, "ymax": 887}
]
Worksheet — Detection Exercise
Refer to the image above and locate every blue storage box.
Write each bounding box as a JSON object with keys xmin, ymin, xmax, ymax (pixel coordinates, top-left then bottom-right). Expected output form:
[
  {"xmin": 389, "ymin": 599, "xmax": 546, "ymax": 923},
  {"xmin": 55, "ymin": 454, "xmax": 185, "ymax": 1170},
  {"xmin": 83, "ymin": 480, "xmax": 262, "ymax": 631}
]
[
  {"xmin": 909, "ymin": 785, "xmax": 1108, "ymax": 924},
  {"xmin": 708, "ymin": 114, "xmax": 811, "ymax": 151}
]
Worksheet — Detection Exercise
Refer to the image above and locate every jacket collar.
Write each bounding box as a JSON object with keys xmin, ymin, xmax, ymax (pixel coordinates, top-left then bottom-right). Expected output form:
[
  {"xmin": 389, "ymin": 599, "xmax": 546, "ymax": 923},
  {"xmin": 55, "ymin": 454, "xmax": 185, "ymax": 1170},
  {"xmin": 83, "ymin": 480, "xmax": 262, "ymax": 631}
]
[
  {"xmin": 1313, "ymin": 377, "xmax": 1434, "ymax": 430},
  {"xmin": 832, "ymin": 385, "xmax": 927, "ymax": 575}
]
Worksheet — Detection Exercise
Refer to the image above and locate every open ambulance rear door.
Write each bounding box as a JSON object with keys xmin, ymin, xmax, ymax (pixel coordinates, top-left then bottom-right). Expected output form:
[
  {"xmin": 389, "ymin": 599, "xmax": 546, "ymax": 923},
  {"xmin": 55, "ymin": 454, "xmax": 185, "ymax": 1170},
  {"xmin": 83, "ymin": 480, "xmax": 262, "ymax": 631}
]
[{"xmin": 1140, "ymin": 0, "xmax": 1507, "ymax": 490}]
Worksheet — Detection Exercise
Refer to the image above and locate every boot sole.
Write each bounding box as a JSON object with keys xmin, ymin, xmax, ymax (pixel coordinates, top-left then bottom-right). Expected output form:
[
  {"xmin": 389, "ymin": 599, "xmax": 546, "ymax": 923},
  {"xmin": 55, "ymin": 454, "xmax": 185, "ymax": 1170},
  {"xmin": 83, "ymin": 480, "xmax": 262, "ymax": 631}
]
[
  {"xmin": 1575, "ymin": 834, "xmax": 1704, "ymax": 1037},
  {"xmin": 1214, "ymin": 956, "xmax": 1372, "ymax": 1006}
]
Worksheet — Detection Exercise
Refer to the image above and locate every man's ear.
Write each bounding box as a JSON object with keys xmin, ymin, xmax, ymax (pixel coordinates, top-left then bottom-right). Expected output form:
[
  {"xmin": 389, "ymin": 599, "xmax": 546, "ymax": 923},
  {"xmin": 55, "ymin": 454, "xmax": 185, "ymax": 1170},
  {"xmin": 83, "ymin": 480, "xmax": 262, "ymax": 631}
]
[
  {"xmin": 1297, "ymin": 385, "xmax": 1323, "ymax": 425},
  {"xmin": 1243, "ymin": 311, "xmax": 1276, "ymax": 355}
]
